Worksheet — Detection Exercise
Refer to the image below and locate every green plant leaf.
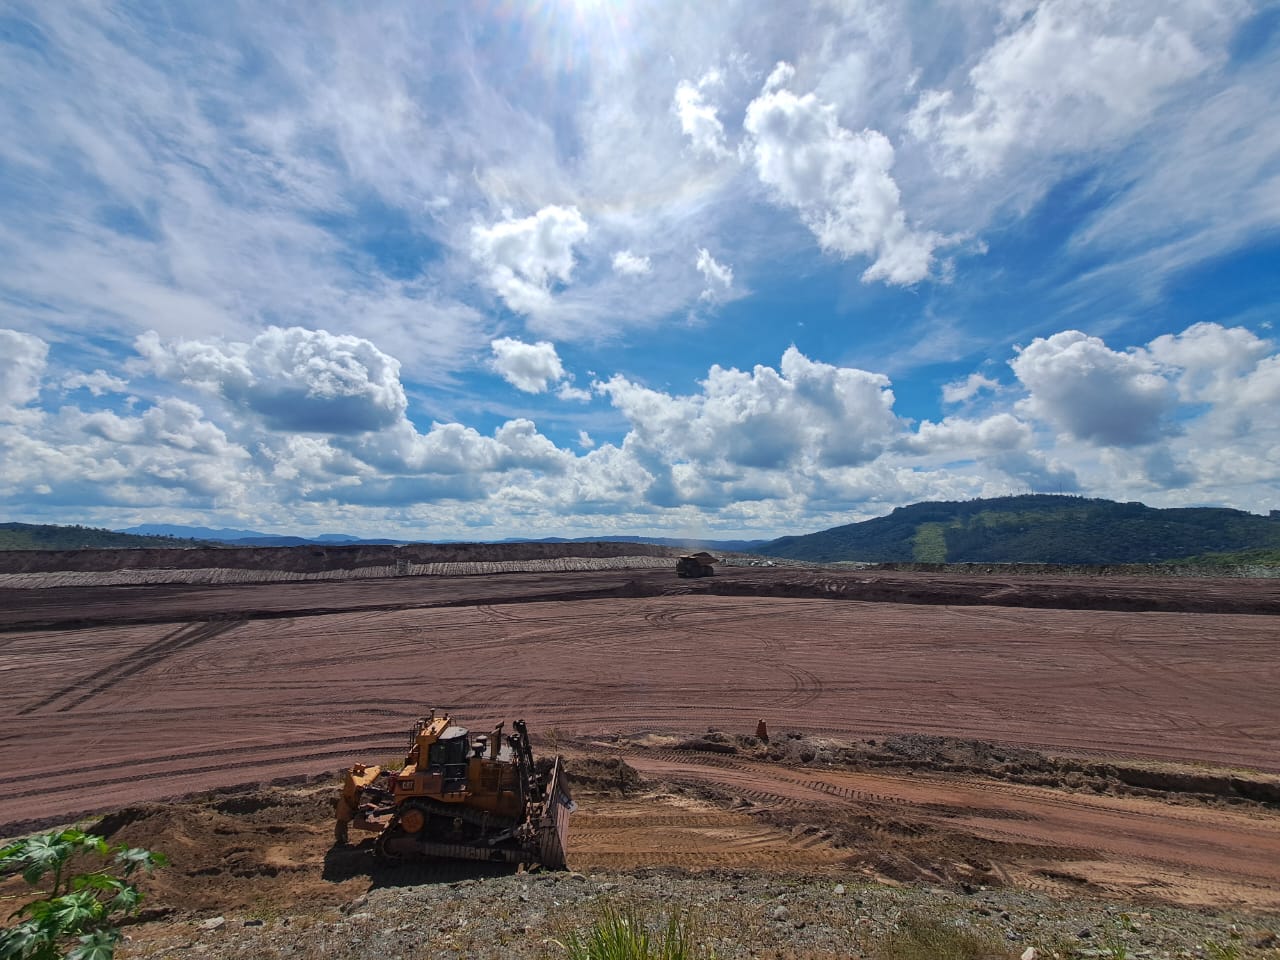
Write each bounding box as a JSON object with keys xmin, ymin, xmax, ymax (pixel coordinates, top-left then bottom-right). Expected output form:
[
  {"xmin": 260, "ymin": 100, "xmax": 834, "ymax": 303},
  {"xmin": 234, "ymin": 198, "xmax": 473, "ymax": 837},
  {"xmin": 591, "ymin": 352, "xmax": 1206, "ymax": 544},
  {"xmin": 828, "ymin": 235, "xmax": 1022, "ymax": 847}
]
[
  {"xmin": 14, "ymin": 835, "xmax": 73, "ymax": 887},
  {"xmin": 107, "ymin": 885, "xmax": 142, "ymax": 915},
  {"xmin": 0, "ymin": 833, "xmax": 162, "ymax": 960},
  {"xmin": 0, "ymin": 920, "xmax": 55, "ymax": 960},
  {"xmin": 45, "ymin": 891, "xmax": 105, "ymax": 934},
  {"xmin": 112, "ymin": 848, "xmax": 167, "ymax": 877},
  {"xmin": 71, "ymin": 873, "xmax": 124, "ymax": 894},
  {"xmin": 67, "ymin": 930, "xmax": 119, "ymax": 960},
  {"xmin": 0, "ymin": 841, "xmax": 25, "ymax": 865}
]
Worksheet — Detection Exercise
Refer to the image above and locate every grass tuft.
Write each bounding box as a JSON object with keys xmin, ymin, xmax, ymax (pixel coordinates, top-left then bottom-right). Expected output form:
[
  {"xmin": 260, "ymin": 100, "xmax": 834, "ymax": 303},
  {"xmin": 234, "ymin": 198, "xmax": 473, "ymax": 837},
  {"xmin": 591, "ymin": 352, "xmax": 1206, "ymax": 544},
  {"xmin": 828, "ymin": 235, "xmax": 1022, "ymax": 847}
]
[
  {"xmin": 872, "ymin": 910, "xmax": 1011, "ymax": 960},
  {"xmin": 557, "ymin": 903, "xmax": 713, "ymax": 960}
]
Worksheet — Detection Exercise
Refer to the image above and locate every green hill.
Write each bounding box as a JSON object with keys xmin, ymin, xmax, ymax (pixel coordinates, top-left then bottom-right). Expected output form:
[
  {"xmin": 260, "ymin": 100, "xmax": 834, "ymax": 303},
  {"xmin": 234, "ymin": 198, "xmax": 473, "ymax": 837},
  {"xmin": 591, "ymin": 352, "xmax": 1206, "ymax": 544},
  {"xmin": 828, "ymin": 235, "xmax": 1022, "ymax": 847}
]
[
  {"xmin": 0, "ymin": 522, "xmax": 206, "ymax": 550},
  {"xmin": 756, "ymin": 495, "xmax": 1280, "ymax": 565}
]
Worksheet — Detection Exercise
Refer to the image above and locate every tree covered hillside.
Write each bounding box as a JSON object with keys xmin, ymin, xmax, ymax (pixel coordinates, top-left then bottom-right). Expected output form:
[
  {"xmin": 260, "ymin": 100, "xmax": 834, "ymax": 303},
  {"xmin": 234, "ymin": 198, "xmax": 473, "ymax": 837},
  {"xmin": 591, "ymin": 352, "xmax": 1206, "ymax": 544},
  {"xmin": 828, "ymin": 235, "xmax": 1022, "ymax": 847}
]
[
  {"xmin": 756, "ymin": 495, "xmax": 1280, "ymax": 565},
  {"xmin": 0, "ymin": 523, "xmax": 206, "ymax": 550}
]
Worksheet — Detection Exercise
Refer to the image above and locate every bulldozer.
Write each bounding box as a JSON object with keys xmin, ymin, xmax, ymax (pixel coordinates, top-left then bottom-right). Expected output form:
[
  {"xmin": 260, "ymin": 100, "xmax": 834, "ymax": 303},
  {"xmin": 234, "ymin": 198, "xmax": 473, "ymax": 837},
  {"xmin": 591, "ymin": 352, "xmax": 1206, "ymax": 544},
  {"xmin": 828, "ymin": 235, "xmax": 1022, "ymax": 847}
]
[
  {"xmin": 335, "ymin": 711, "xmax": 575, "ymax": 869},
  {"xmin": 676, "ymin": 551, "xmax": 717, "ymax": 577}
]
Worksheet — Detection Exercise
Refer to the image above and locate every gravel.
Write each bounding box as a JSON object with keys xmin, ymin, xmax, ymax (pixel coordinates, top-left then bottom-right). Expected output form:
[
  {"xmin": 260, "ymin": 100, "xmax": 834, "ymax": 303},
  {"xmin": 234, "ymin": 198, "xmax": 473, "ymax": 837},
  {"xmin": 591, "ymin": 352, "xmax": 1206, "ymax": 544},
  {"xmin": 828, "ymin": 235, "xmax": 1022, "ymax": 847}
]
[{"xmin": 121, "ymin": 870, "xmax": 1278, "ymax": 960}]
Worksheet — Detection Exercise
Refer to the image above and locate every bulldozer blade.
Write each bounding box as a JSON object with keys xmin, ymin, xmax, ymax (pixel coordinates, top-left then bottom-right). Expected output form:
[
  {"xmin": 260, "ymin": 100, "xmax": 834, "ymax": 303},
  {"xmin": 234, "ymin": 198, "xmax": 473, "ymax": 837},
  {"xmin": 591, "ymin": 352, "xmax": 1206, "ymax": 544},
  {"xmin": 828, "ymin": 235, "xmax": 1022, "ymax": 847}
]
[{"xmin": 536, "ymin": 757, "xmax": 576, "ymax": 870}]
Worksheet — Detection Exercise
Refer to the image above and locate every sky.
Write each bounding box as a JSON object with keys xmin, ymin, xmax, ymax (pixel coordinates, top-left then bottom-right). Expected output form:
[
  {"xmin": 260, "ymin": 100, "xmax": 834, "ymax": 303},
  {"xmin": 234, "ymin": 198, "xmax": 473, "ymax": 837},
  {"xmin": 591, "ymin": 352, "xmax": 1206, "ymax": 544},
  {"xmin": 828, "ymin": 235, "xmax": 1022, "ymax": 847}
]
[{"xmin": 1, "ymin": 0, "xmax": 1278, "ymax": 541}]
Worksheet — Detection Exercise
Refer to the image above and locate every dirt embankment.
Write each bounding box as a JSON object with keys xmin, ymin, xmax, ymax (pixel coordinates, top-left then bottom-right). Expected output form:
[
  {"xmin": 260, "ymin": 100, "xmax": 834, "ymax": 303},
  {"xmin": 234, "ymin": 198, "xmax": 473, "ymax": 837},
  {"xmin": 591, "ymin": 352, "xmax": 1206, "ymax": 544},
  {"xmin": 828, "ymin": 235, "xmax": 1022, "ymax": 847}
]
[
  {"xmin": 3, "ymin": 566, "xmax": 1278, "ymax": 629},
  {"xmin": 688, "ymin": 568, "xmax": 1280, "ymax": 614},
  {"xmin": 0, "ymin": 540, "xmax": 679, "ymax": 574}
]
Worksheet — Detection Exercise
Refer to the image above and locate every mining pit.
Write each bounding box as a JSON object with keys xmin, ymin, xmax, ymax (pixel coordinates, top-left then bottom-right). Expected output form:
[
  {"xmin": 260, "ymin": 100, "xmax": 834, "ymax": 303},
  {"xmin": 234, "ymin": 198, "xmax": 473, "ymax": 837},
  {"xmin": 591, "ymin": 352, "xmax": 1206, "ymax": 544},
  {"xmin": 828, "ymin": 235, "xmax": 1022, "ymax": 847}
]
[{"xmin": 2, "ymin": 552, "xmax": 1278, "ymax": 920}]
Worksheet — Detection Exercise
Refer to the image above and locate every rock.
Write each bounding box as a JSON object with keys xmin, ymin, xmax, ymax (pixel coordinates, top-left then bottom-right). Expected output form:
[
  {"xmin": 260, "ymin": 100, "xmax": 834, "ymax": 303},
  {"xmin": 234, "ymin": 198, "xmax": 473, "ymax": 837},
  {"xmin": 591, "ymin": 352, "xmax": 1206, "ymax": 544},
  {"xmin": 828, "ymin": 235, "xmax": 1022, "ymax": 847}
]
[
  {"xmin": 1248, "ymin": 931, "xmax": 1278, "ymax": 949},
  {"xmin": 771, "ymin": 905, "xmax": 790, "ymax": 922},
  {"xmin": 243, "ymin": 919, "xmax": 265, "ymax": 928},
  {"xmin": 1078, "ymin": 927, "xmax": 1093, "ymax": 939},
  {"xmin": 833, "ymin": 884, "xmax": 845, "ymax": 896},
  {"xmin": 569, "ymin": 872, "xmax": 588, "ymax": 882},
  {"xmin": 1021, "ymin": 948, "xmax": 1039, "ymax": 960},
  {"xmin": 198, "ymin": 917, "xmax": 225, "ymax": 932}
]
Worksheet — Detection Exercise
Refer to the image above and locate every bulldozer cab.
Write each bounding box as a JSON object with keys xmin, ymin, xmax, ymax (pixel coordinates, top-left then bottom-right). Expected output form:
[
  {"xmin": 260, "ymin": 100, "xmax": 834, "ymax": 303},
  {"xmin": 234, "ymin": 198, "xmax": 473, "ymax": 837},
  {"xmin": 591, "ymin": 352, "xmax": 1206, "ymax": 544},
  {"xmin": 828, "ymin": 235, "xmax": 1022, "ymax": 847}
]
[{"xmin": 427, "ymin": 724, "xmax": 470, "ymax": 792}]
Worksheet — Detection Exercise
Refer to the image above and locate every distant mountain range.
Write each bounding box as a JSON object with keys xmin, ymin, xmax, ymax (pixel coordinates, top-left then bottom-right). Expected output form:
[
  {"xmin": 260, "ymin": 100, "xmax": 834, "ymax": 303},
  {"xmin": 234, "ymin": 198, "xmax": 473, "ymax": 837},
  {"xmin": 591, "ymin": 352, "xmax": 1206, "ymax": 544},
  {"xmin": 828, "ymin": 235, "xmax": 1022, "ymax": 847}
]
[
  {"xmin": 117, "ymin": 524, "xmax": 408, "ymax": 547},
  {"xmin": 5, "ymin": 497, "xmax": 1278, "ymax": 564},
  {"xmin": 116, "ymin": 525, "xmax": 765, "ymax": 552},
  {"xmin": 755, "ymin": 494, "xmax": 1280, "ymax": 565}
]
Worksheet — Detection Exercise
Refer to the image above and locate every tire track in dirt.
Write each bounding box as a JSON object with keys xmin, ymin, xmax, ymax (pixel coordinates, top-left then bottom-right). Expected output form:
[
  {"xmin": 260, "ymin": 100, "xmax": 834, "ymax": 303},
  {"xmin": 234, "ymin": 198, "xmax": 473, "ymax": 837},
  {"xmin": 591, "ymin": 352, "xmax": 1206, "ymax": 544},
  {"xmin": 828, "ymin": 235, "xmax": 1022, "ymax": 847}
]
[
  {"xmin": 794, "ymin": 767, "xmax": 1280, "ymax": 887},
  {"xmin": 7, "ymin": 731, "xmax": 407, "ymax": 786},
  {"xmin": 2, "ymin": 737, "xmax": 408, "ymax": 810},
  {"xmin": 614, "ymin": 746, "xmax": 1280, "ymax": 903},
  {"xmin": 18, "ymin": 619, "xmax": 244, "ymax": 716},
  {"xmin": 1081, "ymin": 620, "xmax": 1269, "ymax": 752}
]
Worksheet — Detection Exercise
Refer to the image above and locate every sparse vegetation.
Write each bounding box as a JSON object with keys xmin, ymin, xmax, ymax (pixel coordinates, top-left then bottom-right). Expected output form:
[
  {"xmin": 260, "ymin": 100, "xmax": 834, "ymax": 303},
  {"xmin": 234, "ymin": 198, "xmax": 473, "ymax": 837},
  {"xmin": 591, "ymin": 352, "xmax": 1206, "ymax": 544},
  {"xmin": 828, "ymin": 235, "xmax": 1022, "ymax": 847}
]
[
  {"xmin": 0, "ymin": 828, "xmax": 167, "ymax": 960},
  {"xmin": 1179, "ymin": 547, "xmax": 1280, "ymax": 568},
  {"xmin": 557, "ymin": 903, "xmax": 713, "ymax": 960},
  {"xmin": 871, "ymin": 910, "xmax": 1010, "ymax": 960},
  {"xmin": 1203, "ymin": 939, "xmax": 1242, "ymax": 960}
]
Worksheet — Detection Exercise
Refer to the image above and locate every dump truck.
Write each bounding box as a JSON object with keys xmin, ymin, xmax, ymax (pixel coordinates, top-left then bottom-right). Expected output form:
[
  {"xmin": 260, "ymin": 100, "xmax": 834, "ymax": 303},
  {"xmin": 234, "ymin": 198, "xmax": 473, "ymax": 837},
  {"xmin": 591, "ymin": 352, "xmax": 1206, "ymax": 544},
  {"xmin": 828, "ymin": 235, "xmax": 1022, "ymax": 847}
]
[
  {"xmin": 676, "ymin": 552, "xmax": 717, "ymax": 577},
  {"xmin": 335, "ymin": 712, "xmax": 575, "ymax": 869}
]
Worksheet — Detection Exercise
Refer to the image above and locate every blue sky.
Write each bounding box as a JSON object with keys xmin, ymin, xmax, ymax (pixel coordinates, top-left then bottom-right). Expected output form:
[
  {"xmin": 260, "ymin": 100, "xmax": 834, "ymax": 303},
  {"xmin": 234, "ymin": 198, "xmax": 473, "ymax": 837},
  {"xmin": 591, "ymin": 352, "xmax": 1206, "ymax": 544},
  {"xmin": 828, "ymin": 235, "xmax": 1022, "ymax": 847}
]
[{"xmin": 1, "ymin": 0, "xmax": 1278, "ymax": 540}]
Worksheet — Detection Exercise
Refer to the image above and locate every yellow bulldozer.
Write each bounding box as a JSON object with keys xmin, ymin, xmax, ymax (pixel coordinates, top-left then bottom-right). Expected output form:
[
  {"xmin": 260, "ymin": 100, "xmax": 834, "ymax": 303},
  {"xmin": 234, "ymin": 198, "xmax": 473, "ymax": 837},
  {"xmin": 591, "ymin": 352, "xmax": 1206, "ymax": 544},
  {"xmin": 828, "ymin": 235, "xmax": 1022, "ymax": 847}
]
[{"xmin": 335, "ymin": 712, "xmax": 575, "ymax": 869}]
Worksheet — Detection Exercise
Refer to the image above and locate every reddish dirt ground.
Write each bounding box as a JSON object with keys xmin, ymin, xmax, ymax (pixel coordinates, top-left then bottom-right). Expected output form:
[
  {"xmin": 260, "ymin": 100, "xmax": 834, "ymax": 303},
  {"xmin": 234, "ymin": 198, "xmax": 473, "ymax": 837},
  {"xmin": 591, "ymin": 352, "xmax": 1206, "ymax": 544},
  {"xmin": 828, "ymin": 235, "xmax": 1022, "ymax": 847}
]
[{"xmin": 2, "ymin": 565, "xmax": 1279, "ymax": 913}]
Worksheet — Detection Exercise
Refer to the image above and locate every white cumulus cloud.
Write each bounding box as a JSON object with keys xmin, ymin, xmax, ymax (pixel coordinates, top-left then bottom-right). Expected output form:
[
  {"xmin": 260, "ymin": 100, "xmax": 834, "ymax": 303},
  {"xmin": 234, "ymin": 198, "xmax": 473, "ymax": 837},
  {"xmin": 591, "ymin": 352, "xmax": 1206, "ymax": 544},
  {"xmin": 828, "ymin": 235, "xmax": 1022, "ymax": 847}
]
[
  {"xmin": 744, "ymin": 66, "xmax": 942, "ymax": 285},
  {"xmin": 695, "ymin": 248, "xmax": 733, "ymax": 302},
  {"xmin": 136, "ymin": 326, "xmax": 407, "ymax": 434},
  {"xmin": 596, "ymin": 346, "xmax": 901, "ymax": 507},
  {"xmin": 1146, "ymin": 322, "xmax": 1272, "ymax": 404},
  {"xmin": 902, "ymin": 412, "xmax": 1031, "ymax": 455},
  {"xmin": 0, "ymin": 329, "xmax": 49, "ymax": 415},
  {"xmin": 471, "ymin": 205, "xmax": 590, "ymax": 315},
  {"xmin": 489, "ymin": 337, "xmax": 566, "ymax": 394},
  {"xmin": 611, "ymin": 250, "xmax": 652, "ymax": 276},
  {"xmin": 1010, "ymin": 330, "xmax": 1176, "ymax": 447},
  {"xmin": 942, "ymin": 372, "xmax": 999, "ymax": 405},
  {"xmin": 673, "ymin": 74, "xmax": 731, "ymax": 159},
  {"xmin": 63, "ymin": 370, "xmax": 130, "ymax": 396}
]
